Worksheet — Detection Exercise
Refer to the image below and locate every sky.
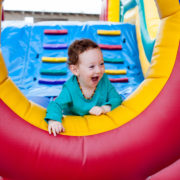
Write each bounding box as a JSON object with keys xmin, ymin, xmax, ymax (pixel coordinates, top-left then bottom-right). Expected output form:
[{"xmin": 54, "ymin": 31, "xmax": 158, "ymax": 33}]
[{"xmin": 3, "ymin": 0, "xmax": 102, "ymax": 14}]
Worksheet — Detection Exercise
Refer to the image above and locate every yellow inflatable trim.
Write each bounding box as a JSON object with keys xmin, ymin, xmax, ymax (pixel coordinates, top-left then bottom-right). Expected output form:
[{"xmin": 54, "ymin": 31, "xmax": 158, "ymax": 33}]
[
  {"xmin": 156, "ymin": 0, "xmax": 180, "ymax": 19},
  {"xmin": 105, "ymin": 69, "xmax": 127, "ymax": 75},
  {"xmin": 0, "ymin": 50, "xmax": 8, "ymax": 84},
  {"xmin": 144, "ymin": 0, "xmax": 160, "ymax": 40},
  {"xmin": 97, "ymin": 30, "xmax": 121, "ymax": 36},
  {"xmin": 42, "ymin": 57, "xmax": 67, "ymax": 63},
  {"xmin": 108, "ymin": 0, "xmax": 120, "ymax": 22},
  {"xmin": 0, "ymin": 1, "xmax": 179, "ymax": 136}
]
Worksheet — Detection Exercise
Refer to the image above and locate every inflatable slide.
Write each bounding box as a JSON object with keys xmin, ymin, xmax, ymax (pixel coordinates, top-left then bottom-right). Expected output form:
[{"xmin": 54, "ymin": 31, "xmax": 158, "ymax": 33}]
[{"xmin": 0, "ymin": 0, "xmax": 180, "ymax": 179}]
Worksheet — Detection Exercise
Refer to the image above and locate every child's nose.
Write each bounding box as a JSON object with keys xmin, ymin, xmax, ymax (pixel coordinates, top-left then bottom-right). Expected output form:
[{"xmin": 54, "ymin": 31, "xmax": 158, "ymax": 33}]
[{"xmin": 95, "ymin": 66, "xmax": 101, "ymax": 73}]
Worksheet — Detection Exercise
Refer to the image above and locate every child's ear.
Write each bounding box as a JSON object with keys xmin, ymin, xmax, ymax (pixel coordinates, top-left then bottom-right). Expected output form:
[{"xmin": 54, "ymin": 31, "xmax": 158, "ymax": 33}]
[{"xmin": 69, "ymin": 65, "xmax": 79, "ymax": 76}]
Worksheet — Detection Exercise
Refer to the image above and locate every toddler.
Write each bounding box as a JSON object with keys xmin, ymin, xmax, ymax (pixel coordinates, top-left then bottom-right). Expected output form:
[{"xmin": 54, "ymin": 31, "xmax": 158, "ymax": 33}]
[{"xmin": 45, "ymin": 39, "xmax": 122, "ymax": 136}]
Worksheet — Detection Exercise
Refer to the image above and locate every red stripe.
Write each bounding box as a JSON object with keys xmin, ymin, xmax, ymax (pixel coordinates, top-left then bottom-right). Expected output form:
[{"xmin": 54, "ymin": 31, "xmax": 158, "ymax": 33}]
[
  {"xmin": 109, "ymin": 78, "xmax": 128, "ymax": 82},
  {"xmin": 44, "ymin": 29, "xmax": 68, "ymax": 35},
  {"xmin": 99, "ymin": 44, "xmax": 122, "ymax": 50}
]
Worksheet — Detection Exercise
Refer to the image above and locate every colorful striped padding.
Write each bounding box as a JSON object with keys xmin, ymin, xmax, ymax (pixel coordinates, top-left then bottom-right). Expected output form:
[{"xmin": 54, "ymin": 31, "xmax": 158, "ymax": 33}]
[
  {"xmin": 97, "ymin": 30, "xmax": 121, "ymax": 35},
  {"xmin": 40, "ymin": 69, "xmax": 67, "ymax": 75},
  {"xmin": 110, "ymin": 78, "xmax": 129, "ymax": 82},
  {"xmin": 43, "ymin": 44, "xmax": 68, "ymax": 49},
  {"xmin": 38, "ymin": 79, "xmax": 66, "ymax": 85},
  {"xmin": 42, "ymin": 57, "xmax": 67, "ymax": 63},
  {"xmin": 44, "ymin": 29, "xmax": 68, "ymax": 35},
  {"xmin": 104, "ymin": 58, "xmax": 124, "ymax": 63},
  {"xmin": 99, "ymin": 44, "xmax": 122, "ymax": 50},
  {"xmin": 105, "ymin": 69, "xmax": 127, "ymax": 75}
]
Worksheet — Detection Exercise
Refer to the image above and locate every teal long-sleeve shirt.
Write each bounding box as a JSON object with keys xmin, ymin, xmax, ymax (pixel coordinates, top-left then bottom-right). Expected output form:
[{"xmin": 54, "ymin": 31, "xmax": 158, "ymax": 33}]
[{"xmin": 45, "ymin": 74, "xmax": 122, "ymax": 123}]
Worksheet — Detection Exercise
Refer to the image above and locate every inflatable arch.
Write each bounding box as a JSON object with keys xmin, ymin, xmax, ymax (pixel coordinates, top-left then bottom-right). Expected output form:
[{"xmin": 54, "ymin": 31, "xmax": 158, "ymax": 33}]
[{"xmin": 0, "ymin": 0, "xmax": 180, "ymax": 179}]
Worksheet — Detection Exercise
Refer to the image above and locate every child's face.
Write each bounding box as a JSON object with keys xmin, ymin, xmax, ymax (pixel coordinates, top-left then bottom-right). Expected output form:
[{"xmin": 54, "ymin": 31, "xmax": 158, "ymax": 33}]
[{"xmin": 71, "ymin": 48, "xmax": 105, "ymax": 89}]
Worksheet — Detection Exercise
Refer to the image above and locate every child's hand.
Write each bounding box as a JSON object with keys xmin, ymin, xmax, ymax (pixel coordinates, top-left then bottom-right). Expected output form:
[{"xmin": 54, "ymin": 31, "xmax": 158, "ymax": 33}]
[
  {"xmin": 89, "ymin": 106, "xmax": 103, "ymax": 116},
  {"xmin": 101, "ymin": 105, "xmax": 111, "ymax": 113},
  {"xmin": 48, "ymin": 120, "xmax": 65, "ymax": 136}
]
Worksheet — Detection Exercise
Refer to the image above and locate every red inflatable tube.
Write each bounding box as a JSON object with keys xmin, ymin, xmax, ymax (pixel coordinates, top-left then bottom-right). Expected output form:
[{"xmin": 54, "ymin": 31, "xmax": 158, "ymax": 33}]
[
  {"xmin": 99, "ymin": 44, "xmax": 122, "ymax": 50},
  {"xmin": 109, "ymin": 77, "xmax": 129, "ymax": 82},
  {"xmin": 0, "ymin": 45, "xmax": 180, "ymax": 179},
  {"xmin": 147, "ymin": 158, "xmax": 180, "ymax": 180},
  {"xmin": 44, "ymin": 29, "xmax": 68, "ymax": 35}
]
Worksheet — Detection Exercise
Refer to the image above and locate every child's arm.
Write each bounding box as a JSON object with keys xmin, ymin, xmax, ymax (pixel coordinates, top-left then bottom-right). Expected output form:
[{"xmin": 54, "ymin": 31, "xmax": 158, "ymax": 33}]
[
  {"xmin": 48, "ymin": 120, "xmax": 64, "ymax": 136},
  {"xmin": 45, "ymin": 86, "xmax": 72, "ymax": 136},
  {"xmin": 89, "ymin": 106, "xmax": 104, "ymax": 115},
  {"xmin": 101, "ymin": 105, "xmax": 111, "ymax": 113},
  {"xmin": 103, "ymin": 77, "xmax": 123, "ymax": 110},
  {"xmin": 89, "ymin": 105, "xmax": 111, "ymax": 116}
]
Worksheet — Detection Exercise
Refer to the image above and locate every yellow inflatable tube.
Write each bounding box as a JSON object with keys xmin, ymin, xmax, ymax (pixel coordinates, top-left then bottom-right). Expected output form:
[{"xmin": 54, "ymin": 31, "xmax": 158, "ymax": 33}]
[
  {"xmin": 97, "ymin": 30, "xmax": 121, "ymax": 35},
  {"xmin": 124, "ymin": 0, "xmax": 160, "ymax": 77},
  {"xmin": 105, "ymin": 69, "xmax": 127, "ymax": 75},
  {"xmin": 107, "ymin": 0, "xmax": 120, "ymax": 22},
  {"xmin": 42, "ymin": 57, "xmax": 67, "ymax": 63},
  {"xmin": 143, "ymin": 0, "xmax": 160, "ymax": 40},
  {"xmin": 0, "ymin": 0, "xmax": 180, "ymax": 136},
  {"xmin": 136, "ymin": 0, "xmax": 160, "ymax": 77}
]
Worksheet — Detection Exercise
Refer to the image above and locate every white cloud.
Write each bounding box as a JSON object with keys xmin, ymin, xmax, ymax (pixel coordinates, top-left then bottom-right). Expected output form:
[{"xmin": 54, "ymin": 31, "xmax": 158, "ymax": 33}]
[{"xmin": 3, "ymin": 0, "xmax": 102, "ymax": 14}]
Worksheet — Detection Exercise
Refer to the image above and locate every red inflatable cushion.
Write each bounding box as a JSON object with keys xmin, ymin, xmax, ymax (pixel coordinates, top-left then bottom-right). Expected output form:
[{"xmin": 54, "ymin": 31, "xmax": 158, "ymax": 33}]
[{"xmin": 44, "ymin": 29, "xmax": 68, "ymax": 35}]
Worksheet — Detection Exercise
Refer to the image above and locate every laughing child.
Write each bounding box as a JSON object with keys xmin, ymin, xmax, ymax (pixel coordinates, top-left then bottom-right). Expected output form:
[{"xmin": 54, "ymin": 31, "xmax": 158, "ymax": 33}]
[{"xmin": 45, "ymin": 39, "xmax": 122, "ymax": 136}]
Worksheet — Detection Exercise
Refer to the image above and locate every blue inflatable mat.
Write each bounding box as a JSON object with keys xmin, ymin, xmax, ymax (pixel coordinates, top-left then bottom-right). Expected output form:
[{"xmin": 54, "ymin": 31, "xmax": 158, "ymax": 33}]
[{"xmin": 1, "ymin": 21, "xmax": 144, "ymax": 105}]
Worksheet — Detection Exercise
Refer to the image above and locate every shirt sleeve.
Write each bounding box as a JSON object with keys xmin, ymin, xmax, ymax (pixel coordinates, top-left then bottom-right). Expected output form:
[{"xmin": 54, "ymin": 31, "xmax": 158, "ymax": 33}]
[
  {"xmin": 44, "ymin": 86, "xmax": 72, "ymax": 123},
  {"xmin": 103, "ymin": 75, "xmax": 123, "ymax": 110}
]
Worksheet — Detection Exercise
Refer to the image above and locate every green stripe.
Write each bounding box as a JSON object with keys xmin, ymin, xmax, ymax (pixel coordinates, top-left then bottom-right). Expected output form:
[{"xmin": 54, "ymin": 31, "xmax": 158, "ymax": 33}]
[
  {"xmin": 104, "ymin": 58, "xmax": 124, "ymax": 63},
  {"xmin": 40, "ymin": 69, "xmax": 67, "ymax": 75}
]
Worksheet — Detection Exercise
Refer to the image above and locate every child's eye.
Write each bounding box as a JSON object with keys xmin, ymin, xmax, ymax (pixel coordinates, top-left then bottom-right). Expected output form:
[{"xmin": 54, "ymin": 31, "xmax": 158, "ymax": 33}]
[
  {"xmin": 89, "ymin": 65, "xmax": 94, "ymax": 69},
  {"xmin": 100, "ymin": 62, "xmax": 104, "ymax": 66}
]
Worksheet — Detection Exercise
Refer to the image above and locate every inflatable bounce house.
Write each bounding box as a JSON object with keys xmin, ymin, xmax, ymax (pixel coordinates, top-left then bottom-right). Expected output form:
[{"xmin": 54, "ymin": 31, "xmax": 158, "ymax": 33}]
[{"xmin": 0, "ymin": 0, "xmax": 180, "ymax": 179}]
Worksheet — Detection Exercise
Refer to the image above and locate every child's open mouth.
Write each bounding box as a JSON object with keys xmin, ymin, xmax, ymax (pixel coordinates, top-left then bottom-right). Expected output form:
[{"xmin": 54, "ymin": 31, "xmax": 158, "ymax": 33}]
[{"xmin": 91, "ymin": 76, "xmax": 99, "ymax": 82}]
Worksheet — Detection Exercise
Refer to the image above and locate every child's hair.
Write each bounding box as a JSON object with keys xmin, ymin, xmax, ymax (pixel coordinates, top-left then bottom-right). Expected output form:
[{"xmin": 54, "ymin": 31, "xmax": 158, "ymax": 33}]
[{"xmin": 68, "ymin": 39, "xmax": 100, "ymax": 65}]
